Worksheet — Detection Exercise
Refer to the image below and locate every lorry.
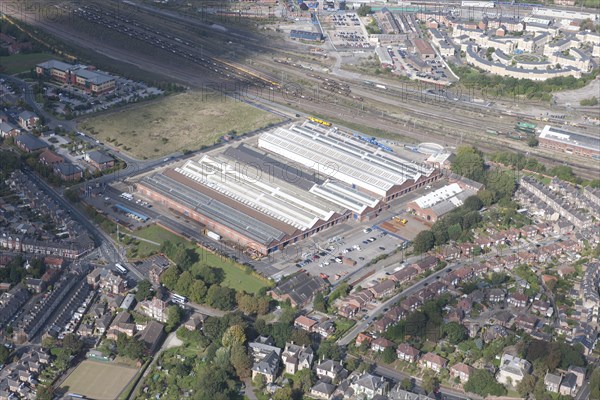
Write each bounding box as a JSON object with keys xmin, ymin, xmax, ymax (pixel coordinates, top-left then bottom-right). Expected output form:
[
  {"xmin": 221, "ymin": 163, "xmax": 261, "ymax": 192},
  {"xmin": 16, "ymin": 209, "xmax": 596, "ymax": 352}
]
[
  {"xmin": 343, "ymin": 257, "xmax": 357, "ymax": 266},
  {"xmin": 375, "ymin": 84, "xmax": 387, "ymax": 90},
  {"xmin": 206, "ymin": 230, "xmax": 221, "ymax": 241}
]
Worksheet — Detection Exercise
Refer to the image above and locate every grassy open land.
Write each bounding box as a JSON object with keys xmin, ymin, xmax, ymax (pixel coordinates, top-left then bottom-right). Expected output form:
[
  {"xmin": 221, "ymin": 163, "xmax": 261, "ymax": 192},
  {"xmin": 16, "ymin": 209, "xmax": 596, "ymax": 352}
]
[
  {"xmin": 0, "ymin": 52, "xmax": 55, "ymax": 75},
  {"xmin": 60, "ymin": 360, "xmax": 138, "ymax": 400},
  {"xmin": 132, "ymin": 224, "xmax": 268, "ymax": 294},
  {"xmin": 79, "ymin": 92, "xmax": 282, "ymax": 158}
]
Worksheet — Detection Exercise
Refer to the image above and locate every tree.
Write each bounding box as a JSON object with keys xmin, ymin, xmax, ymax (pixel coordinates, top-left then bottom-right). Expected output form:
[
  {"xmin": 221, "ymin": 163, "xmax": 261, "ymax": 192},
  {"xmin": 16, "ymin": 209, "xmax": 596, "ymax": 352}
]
[
  {"xmin": 253, "ymin": 373, "xmax": 266, "ymax": 390},
  {"xmin": 237, "ymin": 293, "xmax": 257, "ymax": 314},
  {"xmin": 464, "ymin": 369, "xmax": 507, "ymax": 397},
  {"xmin": 590, "ymin": 367, "xmax": 600, "ymax": 400},
  {"xmin": 356, "ymin": 4, "xmax": 371, "ymax": 16},
  {"xmin": 451, "ymin": 146, "xmax": 485, "ymax": 183},
  {"xmin": 313, "ymin": 292, "xmax": 327, "ymax": 313},
  {"xmin": 192, "ymin": 263, "xmax": 224, "ymax": 285},
  {"xmin": 230, "ymin": 344, "xmax": 252, "ymax": 379},
  {"xmin": 135, "ymin": 280, "xmax": 153, "ymax": 302},
  {"xmin": 463, "ymin": 195, "xmax": 483, "ymax": 211},
  {"xmin": 62, "ymin": 333, "xmax": 83, "ymax": 355},
  {"xmin": 382, "ymin": 346, "xmax": 396, "ymax": 364},
  {"xmin": 516, "ymin": 374, "xmax": 536, "ymax": 397},
  {"xmin": 175, "ymin": 271, "xmax": 194, "ymax": 297},
  {"xmin": 222, "ymin": 325, "xmax": 246, "ymax": 348},
  {"xmin": 206, "ymin": 285, "xmax": 236, "ymax": 310},
  {"xmin": 160, "ymin": 265, "xmax": 180, "ymax": 290},
  {"xmin": 256, "ymin": 297, "xmax": 270, "ymax": 315},
  {"xmin": 273, "ymin": 386, "xmax": 293, "ymax": 400},
  {"xmin": 447, "ymin": 223, "xmax": 463, "ymax": 241},
  {"xmin": 272, "ymin": 322, "xmax": 293, "ymax": 348},
  {"xmin": 35, "ymin": 385, "xmax": 54, "ymax": 400},
  {"xmin": 401, "ymin": 377, "xmax": 412, "ymax": 391},
  {"xmin": 41, "ymin": 336, "xmax": 56, "ymax": 349},
  {"xmin": 477, "ymin": 189, "xmax": 495, "ymax": 207},
  {"xmin": 317, "ymin": 342, "xmax": 343, "ymax": 361},
  {"xmin": 444, "ymin": 322, "xmax": 467, "ymax": 344},
  {"xmin": 527, "ymin": 136, "xmax": 539, "ymax": 147},
  {"xmin": 413, "ymin": 230, "xmax": 435, "ymax": 254},
  {"xmin": 485, "ymin": 170, "xmax": 516, "ymax": 202},
  {"xmin": 0, "ymin": 346, "xmax": 9, "ymax": 364},
  {"xmin": 289, "ymin": 329, "xmax": 311, "ymax": 346},
  {"xmin": 166, "ymin": 305, "xmax": 183, "ymax": 332},
  {"xmin": 189, "ymin": 279, "xmax": 208, "ymax": 304},
  {"xmin": 462, "ymin": 210, "xmax": 482, "ymax": 230},
  {"xmin": 195, "ymin": 365, "xmax": 235, "ymax": 399},
  {"xmin": 293, "ymin": 368, "xmax": 314, "ymax": 393},
  {"xmin": 422, "ymin": 372, "xmax": 439, "ymax": 394}
]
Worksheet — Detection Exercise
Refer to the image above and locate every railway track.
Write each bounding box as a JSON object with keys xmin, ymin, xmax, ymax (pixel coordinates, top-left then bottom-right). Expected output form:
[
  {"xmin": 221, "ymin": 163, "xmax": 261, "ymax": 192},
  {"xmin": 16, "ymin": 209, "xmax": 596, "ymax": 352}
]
[{"xmin": 4, "ymin": 2, "xmax": 597, "ymax": 179}]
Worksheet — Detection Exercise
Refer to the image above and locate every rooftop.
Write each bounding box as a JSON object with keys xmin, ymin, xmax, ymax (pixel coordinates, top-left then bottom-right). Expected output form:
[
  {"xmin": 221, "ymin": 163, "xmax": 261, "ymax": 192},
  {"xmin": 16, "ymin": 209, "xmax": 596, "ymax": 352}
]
[
  {"xmin": 539, "ymin": 125, "xmax": 600, "ymax": 152},
  {"xmin": 258, "ymin": 122, "xmax": 435, "ymax": 198}
]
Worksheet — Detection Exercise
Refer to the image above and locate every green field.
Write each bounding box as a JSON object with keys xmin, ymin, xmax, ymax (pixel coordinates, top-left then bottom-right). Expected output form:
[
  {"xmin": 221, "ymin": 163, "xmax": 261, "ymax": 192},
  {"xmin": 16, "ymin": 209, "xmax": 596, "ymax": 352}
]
[
  {"xmin": 61, "ymin": 360, "xmax": 138, "ymax": 400},
  {"xmin": 79, "ymin": 91, "xmax": 282, "ymax": 159},
  {"xmin": 133, "ymin": 224, "xmax": 268, "ymax": 294},
  {"xmin": 0, "ymin": 53, "xmax": 55, "ymax": 75}
]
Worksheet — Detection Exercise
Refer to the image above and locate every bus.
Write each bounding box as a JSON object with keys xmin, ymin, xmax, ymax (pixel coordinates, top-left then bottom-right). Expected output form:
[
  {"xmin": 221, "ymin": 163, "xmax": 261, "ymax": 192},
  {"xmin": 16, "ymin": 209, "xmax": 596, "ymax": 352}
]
[
  {"xmin": 172, "ymin": 294, "xmax": 188, "ymax": 304},
  {"xmin": 115, "ymin": 263, "xmax": 128, "ymax": 275}
]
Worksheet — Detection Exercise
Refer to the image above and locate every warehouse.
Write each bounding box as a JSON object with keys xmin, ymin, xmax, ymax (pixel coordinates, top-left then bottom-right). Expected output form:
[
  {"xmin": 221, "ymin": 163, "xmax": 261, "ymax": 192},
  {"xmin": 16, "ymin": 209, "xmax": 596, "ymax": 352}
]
[
  {"xmin": 290, "ymin": 30, "xmax": 323, "ymax": 42},
  {"xmin": 258, "ymin": 121, "xmax": 440, "ymax": 202},
  {"xmin": 138, "ymin": 170, "xmax": 296, "ymax": 255},
  {"xmin": 538, "ymin": 125, "xmax": 600, "ymax": 158},
  {"xmin": 137, "ymin": 121, "xmax": 437, "ymax": 256},
  {"xmin": 407, "ymin": 183, "xmax": 477, "ymax": 222},
  {"xmin": 413, "ymin": 38, "xmax": 436, "ymax": 60}
]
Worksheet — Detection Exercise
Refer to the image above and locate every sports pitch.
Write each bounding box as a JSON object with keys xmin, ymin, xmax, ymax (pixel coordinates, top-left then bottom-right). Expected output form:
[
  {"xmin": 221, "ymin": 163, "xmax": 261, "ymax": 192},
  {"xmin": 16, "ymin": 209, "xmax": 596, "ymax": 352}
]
[{"xmin": 60, "ymin": 360, "xmax": 138, "ymax": 400}]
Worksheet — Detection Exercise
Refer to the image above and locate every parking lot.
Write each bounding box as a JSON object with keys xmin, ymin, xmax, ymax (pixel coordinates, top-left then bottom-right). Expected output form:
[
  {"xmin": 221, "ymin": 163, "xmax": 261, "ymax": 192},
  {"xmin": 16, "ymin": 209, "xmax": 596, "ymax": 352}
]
[
  {"xmin": 85, "ymin": 186, "xmax": 154, "ymax": 230},
  {"xmin": 43, "ymin": 77, "xmax": 163, "ymax": 117},
  {"xmin": 326, "ymin": 13, "xmax": 371, "ymax": 49},
  {"xmin": 271, "ymin": 218, "xmax": 407, "ymax": 284}
]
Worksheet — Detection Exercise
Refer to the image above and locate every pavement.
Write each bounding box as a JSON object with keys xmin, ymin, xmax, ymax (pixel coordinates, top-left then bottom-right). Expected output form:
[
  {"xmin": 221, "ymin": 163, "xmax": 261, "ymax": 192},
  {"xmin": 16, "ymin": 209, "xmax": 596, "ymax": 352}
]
[{"xmin": 373, "ymin": 363, "xmax": 479, "ymax": 400}]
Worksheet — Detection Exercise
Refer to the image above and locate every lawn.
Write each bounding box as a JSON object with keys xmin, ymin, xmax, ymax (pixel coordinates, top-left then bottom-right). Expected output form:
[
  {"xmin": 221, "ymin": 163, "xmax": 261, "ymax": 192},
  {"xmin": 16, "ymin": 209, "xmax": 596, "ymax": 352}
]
[
  {"xmin": 79, "ymin": 91, "xmax": 282, "ymax": 159},
  {"xmin": 60, "ymin": 360, "xmax": 138, "ymax": 400},
  {"xmin": 0, "ymin": 53, "xmax": 55, "ymax": 75},
  {"xmin": 131, "ymin": 224, "xmax": 192, "ymax": 257},
  {"xmin": 133, "ymin": 224, "xmax": 268, "ymax": 294}
]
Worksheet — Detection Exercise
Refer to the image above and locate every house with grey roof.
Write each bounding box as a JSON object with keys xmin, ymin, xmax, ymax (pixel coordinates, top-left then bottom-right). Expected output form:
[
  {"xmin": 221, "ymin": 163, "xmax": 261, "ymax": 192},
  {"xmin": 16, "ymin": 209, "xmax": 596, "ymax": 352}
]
[
  {"xmin": 281, "ymin": 342, "xmax": 313, "ymax": 374},
  {"xmin": 316, "ymin": 359, "xmax": 346, "ymax": 382},
  {"xmin": 496, "ymin": 353, "xmax": 532, "ymax": 386},
  {"xmin": 249, "ymin": 339, "xmax": 281, "ymax": 362},
  {"xmin": 15, "ymin": 133, "xmax": 48, "ymax": 153},
  {"xmin": 350, "ymin": 372, "xmax": 389, "ymax": 399},
  {"xmin": 310, "ymin": 381, "xmax": 336, "ymax": 399},
  {"xmin": 544, "ymin": 372, "xmax": 562, "ymax": 393},
  {"xmin": 85, "ymin": 150, "xmax": 115, "ymax": 171},
  {"xmin": 251, "ymin": 350, "xmax": 280, "ymax": 383},
  {"xmin": 0, "ymin": 121, "xmax": 20, "ymax": 137},
  {"xmin": 18, "ymin": 111, "xmax": 39, "ymax": 130}
]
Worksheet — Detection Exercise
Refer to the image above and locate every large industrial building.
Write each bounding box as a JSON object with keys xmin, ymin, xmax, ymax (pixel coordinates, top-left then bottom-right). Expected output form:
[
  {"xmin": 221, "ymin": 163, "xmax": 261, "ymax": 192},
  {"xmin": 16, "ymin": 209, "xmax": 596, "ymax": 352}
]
[
  {"xmin": 538, "ymin": 125, "xmax": 600, "ymax": 158},
  {"xmin": 138, "ymin": 121, "xmax": 441, "ymax": 255}
]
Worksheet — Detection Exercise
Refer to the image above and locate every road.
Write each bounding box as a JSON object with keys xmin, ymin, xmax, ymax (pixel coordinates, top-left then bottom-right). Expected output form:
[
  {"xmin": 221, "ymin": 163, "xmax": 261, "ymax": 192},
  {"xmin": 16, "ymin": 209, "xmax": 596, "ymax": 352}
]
[
  {"xmin": 22, "ymin": 168, "xmax": 145, "ymax": 280},
  {"xmin": 575, "ymin": 381, "xmax": 590, "ymax": 400},
  {"xmin": 373, "ymin": 363, "xmax": 479, "ymax": 400}
]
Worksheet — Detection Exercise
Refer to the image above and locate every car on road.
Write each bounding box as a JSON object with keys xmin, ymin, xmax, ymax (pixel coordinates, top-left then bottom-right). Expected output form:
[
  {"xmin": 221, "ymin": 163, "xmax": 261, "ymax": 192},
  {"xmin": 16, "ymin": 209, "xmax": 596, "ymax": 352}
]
[
  {"xmin": 363, "ymin": 228, "xmax": 372, "ymax": 233},
  {"xmin": 358, "ymin": 257, "xmax": 365, "ymax": 261},
  {"xmin": 378, "ymin": 246, "xmax": 385, "ymax": 251}
]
